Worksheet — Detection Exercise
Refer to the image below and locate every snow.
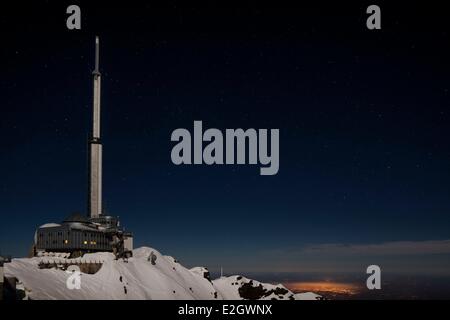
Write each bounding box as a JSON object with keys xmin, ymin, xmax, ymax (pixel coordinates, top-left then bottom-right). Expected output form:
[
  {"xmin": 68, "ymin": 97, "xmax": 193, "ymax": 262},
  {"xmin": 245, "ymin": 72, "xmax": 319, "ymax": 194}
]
[
  {"xmin": 294, "ymin": 292, "xmax": 322, "ymax": 300},
  {"xmin": 212, "ymin": 275, "xmax": 320, "ymax": 300},
  {"xmin": 189, "ymin": 267, "xmax": 209, "ymax": 278},
  {"xmin": 4, "ymin": 246, "xmax": 320, "ymax": 300},
  {"xmin": 38, "ymin": 223, "xmax": 61, "ymax": 228}
]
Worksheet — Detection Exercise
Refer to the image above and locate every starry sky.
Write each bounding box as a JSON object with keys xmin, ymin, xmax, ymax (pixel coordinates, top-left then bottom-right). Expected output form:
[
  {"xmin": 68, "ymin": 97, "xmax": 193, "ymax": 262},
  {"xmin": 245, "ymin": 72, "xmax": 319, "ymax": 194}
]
[{"xmin": 1, "ymin": 2, "xmax": 450, "ymax": 276}]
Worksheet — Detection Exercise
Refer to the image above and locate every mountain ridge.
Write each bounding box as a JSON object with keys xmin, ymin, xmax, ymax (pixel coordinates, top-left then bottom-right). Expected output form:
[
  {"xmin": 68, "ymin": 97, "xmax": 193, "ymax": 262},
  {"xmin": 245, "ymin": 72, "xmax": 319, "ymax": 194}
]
[{"xmin": 4, "ymin": 246, "xmax": 320, "ymax": 300}]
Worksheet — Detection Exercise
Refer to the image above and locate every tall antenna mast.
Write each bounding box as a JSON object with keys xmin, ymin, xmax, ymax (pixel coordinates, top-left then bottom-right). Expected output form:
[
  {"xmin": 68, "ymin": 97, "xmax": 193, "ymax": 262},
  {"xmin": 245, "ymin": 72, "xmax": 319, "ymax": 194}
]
[{"xmin": 88, "ymin": 36, "xmax": 103, "ymax": 218}]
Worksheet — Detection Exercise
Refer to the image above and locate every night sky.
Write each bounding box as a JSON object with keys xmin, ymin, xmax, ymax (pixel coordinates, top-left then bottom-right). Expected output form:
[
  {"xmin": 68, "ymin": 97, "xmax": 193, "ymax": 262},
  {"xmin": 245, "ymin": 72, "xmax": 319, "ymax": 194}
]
[{"xmin": 1, "ymin": 2, "xmax": 450, "ymax": 277}]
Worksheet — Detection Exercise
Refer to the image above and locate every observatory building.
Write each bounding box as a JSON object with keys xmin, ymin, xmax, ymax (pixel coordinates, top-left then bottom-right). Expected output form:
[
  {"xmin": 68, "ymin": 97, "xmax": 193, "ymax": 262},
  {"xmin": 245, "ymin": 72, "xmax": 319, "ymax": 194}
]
[{"xmin": 33, "ymin": 37, "xmax": 133, "ymax": 258}]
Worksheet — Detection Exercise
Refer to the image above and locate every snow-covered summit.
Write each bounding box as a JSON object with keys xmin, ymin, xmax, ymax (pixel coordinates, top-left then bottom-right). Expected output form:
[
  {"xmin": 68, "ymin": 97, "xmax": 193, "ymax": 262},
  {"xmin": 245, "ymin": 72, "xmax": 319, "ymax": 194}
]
[
  {"xmin": 4, "ymin": 246, "xmax": 320, "ymax": 300},
  {"xmin": 213, "ymin": 275, "xmax": 321, "ymax": 300}
]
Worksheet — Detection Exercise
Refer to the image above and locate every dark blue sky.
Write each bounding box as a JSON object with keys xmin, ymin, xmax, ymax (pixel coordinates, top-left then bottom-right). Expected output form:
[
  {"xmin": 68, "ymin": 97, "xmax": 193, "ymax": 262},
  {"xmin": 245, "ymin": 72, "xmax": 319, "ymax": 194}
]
[{"xmin": 1, "ymin": 2, "xmax": 450, "ymax": 275}]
